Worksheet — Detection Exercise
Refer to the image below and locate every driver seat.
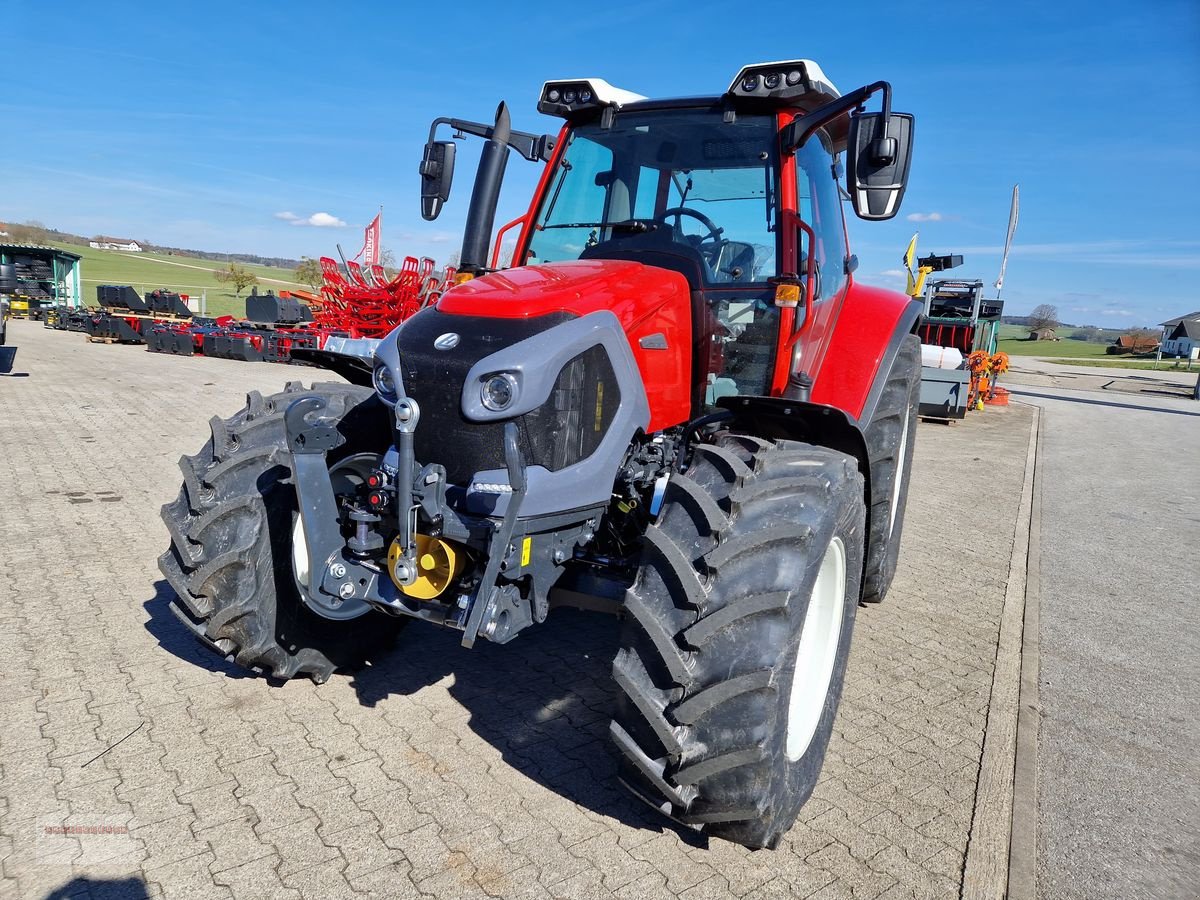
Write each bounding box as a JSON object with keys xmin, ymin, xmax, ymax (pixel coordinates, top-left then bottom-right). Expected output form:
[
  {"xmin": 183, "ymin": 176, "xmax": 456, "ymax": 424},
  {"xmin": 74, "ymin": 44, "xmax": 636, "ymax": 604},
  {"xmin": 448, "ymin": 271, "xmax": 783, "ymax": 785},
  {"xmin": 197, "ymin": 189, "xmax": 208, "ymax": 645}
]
[
  {"xmin": 710, "ymin": 241, "xmax": 756, "ymax": 283},
  {"xmin": 578, "ymin": 225, "xmax": 708, "ymax": 291}
]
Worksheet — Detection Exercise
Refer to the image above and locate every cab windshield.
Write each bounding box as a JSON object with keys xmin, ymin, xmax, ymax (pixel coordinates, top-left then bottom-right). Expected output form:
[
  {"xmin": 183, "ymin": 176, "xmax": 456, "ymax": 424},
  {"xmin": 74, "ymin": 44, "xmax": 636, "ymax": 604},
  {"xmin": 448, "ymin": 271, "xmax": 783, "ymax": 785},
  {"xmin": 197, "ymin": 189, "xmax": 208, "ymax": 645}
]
[{"xmin": 527, "ymin": 109, "xmax": 779, "ymax": 284}]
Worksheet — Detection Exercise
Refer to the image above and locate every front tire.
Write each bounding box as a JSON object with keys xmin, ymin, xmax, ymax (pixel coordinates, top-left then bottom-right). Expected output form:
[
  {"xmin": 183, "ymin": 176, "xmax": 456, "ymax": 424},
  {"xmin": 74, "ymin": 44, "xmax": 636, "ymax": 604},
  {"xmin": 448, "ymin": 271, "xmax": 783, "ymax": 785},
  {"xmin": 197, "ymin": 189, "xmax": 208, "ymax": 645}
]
[
  {"xmin": 610, "ymin": 434, "xmax": 866, "ymax": 849},
  {"xmin": 159, "ymin": 382, "xmax": 404, "ymax": 682}
]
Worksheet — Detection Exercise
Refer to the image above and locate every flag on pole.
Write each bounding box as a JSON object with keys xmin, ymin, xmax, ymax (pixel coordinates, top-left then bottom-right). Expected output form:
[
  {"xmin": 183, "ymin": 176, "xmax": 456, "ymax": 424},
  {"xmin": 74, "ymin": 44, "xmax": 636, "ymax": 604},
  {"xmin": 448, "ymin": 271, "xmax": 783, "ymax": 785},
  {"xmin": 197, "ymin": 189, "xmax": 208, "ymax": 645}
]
[
  {"xmin": 994, "ymin": 185, "xmax": 1019, "ymax": 295},
  {"xmin": 903, "ymin": 232, "xmax": 919, "ymax": 297},
  {"xmin": 354, "ymin": 210, "xmax": 382, "ymax": 266}
]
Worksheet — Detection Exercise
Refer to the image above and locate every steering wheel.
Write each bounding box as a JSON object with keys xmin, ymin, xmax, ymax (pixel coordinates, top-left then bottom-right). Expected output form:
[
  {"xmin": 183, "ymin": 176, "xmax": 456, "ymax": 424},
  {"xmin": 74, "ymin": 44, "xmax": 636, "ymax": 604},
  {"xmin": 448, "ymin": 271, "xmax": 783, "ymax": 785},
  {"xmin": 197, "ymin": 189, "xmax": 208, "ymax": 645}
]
[{"xmin": 655, "ymin": 207, "xmax": 725, "ymax": 252}]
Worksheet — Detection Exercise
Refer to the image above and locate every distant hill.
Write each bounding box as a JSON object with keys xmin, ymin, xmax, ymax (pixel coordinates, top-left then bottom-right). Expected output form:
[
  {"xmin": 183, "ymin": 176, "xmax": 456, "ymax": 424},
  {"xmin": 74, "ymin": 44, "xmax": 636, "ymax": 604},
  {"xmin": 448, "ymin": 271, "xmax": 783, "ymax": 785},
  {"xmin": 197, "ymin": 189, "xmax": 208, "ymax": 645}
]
[{"xmin": 1, "ymin": 222, "xmax": 300, "ymax": 269}]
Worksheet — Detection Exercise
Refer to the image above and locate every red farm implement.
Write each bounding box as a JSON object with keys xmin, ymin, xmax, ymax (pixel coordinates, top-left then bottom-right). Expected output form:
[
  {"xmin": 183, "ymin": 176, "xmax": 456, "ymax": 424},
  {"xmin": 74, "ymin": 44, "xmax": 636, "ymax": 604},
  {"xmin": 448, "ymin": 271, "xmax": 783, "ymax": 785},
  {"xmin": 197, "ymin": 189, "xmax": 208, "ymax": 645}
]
[{"xmin": 312, "ymin": 255, "xmax": 456, "ymax": 339}]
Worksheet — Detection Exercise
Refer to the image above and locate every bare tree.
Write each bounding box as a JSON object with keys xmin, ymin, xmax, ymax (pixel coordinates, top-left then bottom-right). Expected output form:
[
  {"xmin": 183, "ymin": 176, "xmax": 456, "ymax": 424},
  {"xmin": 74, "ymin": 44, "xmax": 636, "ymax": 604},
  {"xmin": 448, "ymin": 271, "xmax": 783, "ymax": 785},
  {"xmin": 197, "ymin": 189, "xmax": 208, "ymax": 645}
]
[{"xmin": 1028, "ymin": 303, "xmax": 1060, "ymax": 332}]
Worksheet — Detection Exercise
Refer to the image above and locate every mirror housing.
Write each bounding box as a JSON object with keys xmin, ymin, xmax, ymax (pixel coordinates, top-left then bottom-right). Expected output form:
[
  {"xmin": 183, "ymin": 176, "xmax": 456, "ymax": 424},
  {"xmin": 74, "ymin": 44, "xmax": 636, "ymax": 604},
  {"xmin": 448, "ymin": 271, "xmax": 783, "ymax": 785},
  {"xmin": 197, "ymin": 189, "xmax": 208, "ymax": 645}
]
[
  {"xmin": 846, "ymin": 111, "xmax": 914, "ymax": 220},
  {"xmin": 419, "ymin": 140, "xmax": 456, "ymax": 221}
]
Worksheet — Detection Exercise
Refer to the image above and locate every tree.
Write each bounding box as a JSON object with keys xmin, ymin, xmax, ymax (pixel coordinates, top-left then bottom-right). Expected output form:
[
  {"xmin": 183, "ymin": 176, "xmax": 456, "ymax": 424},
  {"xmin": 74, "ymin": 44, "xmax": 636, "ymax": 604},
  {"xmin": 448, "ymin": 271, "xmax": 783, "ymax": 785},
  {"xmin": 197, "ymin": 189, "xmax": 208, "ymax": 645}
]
[
  {"xmin": 379, "ymin": 248, "xmax": 396, "ymax": 269},
  {"xmin": 1028, "ymin": 304, "xmax": 1060, "ymax": 332},
  {"xmin": 1072, "ymin": 326, "xmax": 1104, "ymax": 343},
  {"xmin": 214, "ymin": 263, "xmax": 258, "ymax": 296},
  {"xmin": 8, "ymin": 221, "xmax": 49, "ymax": 243},
  {"xmin": 295, "ymin": 257, "xmax": 322, "ymax": 291}
]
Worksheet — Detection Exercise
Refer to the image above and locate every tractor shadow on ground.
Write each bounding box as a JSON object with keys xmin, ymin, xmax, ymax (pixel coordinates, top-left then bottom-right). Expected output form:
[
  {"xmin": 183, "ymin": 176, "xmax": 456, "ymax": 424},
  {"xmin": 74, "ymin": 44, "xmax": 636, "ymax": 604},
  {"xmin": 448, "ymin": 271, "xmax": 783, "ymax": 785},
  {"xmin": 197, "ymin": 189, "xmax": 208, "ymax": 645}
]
[
  {"xmin": 0, "ymin": 346, "xmax": 28, "ymax": 376},
  {"xmin": 143, "ymin": 581, "xmax": 254, "ymax": 679},
  {"xmin": 351, "ymin": 609, "xmax": 708, "ymax": 846},
  {"xmin": 144, "ymin": 579, "xmax": 706, "ymax": 845},
  {"xmin": 43, "ymin": 875, "xmax": 151, "ymax": 899}
]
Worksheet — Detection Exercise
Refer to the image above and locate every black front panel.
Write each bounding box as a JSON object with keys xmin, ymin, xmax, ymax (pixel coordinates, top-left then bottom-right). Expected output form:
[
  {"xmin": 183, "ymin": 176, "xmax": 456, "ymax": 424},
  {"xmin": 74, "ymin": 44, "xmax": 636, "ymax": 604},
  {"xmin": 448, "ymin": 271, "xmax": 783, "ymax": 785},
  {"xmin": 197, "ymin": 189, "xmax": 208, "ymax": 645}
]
[{"xmin": 397, "ymin": 308, "xmax": 576, "ymax": 485}]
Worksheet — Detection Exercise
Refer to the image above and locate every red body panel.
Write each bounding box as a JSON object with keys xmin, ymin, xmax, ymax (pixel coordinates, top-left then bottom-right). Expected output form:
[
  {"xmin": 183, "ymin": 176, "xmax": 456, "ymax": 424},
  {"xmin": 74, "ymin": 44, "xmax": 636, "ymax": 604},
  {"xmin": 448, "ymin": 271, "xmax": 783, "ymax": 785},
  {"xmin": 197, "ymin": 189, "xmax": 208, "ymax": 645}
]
[
  {"xmin": 438, "ymin": 260, "xmax": 693, "ymax": 432},
  {"xmin": 808, "ymin": 278, "xmax": 919, "ymax": 421}
]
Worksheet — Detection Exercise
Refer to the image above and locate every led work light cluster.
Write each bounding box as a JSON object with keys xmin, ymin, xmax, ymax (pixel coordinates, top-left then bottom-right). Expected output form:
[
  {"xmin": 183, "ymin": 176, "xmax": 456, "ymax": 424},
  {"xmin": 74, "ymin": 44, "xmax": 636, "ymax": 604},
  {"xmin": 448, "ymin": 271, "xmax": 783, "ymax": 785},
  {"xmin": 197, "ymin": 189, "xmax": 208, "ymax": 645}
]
[
  {"xmin": 537, "ymin": 78, "xmax": 647, "ymax": 118},
  {"xmin": 726, "ymin": 59, "xmax": 841, "ymax": 107}
]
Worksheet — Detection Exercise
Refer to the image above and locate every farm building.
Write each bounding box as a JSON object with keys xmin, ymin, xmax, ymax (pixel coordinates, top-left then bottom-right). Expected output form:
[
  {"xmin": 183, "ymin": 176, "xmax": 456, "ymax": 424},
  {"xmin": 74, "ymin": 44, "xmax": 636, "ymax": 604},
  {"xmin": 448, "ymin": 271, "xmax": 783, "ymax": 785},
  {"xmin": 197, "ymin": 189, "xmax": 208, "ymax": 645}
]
[
  {"xmin": 0, "ymin": 243, "xmax": 82, "ymax": 310},
  {"xmin": 89, "ymin": 237, "xmax": 143, "ymax": 252},
  {"xmin": 1028, "ymin": 327, "xmax": 1058, "ymax": 341},
  {"xmin": 1161, "ymin": 319, "xmax": 1200, "ymax": 357},
  {"xmin": 1106, "ymin": 333, "xmax": 1159, "ymax": 355}
]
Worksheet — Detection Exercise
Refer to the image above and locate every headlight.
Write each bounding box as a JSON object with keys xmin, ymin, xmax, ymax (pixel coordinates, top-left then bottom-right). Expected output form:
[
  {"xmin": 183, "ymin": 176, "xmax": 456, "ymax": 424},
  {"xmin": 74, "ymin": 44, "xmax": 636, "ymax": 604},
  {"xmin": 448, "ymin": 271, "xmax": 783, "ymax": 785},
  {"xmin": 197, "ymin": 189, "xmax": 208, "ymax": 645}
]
[
  {"xmin": 481, "ymin": 373, "xmax": 517, "ymax": 412},
  {"xmin": 373, "ymin": 362, "xmax": 398, "ymax": 402}
]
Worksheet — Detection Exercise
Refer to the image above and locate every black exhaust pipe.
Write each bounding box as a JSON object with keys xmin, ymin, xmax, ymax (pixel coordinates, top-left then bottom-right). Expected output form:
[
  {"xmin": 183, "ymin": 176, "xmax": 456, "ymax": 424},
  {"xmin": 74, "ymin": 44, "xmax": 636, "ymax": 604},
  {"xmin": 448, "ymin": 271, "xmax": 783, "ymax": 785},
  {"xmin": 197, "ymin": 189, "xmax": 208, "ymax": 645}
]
[{"xmin": 459, "ymin": 103, "xmax": 511, "ymax": 275}]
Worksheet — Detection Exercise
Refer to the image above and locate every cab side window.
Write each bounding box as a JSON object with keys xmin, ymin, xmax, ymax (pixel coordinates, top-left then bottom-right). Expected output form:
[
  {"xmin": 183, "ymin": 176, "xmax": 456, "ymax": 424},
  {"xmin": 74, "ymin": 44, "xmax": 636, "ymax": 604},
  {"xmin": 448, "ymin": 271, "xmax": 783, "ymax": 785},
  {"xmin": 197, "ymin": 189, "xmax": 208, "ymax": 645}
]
[{"xmin": 795, "ymin": 132, "xmax": 848, "ymax": 300}]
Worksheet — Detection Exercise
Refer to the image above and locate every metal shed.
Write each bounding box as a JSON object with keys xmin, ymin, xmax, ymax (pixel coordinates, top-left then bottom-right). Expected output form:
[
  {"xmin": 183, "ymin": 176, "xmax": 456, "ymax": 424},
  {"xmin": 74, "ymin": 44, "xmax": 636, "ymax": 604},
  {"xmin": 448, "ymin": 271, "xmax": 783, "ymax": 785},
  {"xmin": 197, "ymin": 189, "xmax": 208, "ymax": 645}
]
[{"xmin": 0, "ymin": 243, "xmax": 83, "ymax": 311}]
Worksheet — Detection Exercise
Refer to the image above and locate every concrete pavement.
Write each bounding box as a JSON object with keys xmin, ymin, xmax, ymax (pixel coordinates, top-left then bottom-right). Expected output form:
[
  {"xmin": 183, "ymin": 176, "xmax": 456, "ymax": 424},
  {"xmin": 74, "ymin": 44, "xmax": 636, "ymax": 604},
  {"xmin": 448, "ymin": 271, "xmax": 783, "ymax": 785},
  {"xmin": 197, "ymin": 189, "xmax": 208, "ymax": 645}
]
[
  {"xmin": 1, "ymin": 320, "xmax": 1036, "ymax": 899},
  {"xmin": 1002, "ymin": 365, "xmax": 1200, "ymax": 900}
]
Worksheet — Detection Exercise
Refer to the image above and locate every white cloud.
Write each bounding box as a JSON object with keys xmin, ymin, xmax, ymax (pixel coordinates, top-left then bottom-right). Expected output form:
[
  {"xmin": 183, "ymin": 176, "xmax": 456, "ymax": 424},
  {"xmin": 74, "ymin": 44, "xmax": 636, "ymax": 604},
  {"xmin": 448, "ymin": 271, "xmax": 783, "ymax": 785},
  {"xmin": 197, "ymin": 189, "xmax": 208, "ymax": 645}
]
[
  {"xmin": 906, "ymin": 212, "xmax": 945, "ymax": 222},
  {"xmin": 880, "ymin": 269, "xmax": 907, "ymax": 278},
  {"xmin": 1100, "ymin": 309, "xmax": 1133, "ymax": 316},
  {"xmin": 274, "ymin": 211, "xmax": 347, "ymax": 228}
]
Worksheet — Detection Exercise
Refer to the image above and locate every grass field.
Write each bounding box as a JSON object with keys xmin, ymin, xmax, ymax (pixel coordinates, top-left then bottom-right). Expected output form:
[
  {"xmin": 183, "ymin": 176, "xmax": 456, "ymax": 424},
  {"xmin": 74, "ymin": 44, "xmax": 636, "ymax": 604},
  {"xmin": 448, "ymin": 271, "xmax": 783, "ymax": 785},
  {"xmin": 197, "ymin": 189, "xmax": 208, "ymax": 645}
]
[
  {"xmin": 1039, "ymin": 357, "xmax": 1197, "ymax": 372},
  {"xmin": 998, "ymin": 336, "xmax": 1114, "ymax": 358},
  {"xmin": 996, "ymin": 323, "xmax": 1127, "ymax": 359},
  {"xmin": 54, "ymin": 242, "xmax": 308, "ymax": 318}
]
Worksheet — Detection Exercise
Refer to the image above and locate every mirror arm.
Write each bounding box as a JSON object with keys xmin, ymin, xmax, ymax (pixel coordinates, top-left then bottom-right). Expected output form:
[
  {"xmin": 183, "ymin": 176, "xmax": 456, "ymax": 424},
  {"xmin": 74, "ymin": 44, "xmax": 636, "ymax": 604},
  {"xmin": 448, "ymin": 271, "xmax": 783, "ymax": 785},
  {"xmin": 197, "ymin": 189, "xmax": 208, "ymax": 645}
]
[
  {"xmin": 780, "ymin": 80, "xmax": 891, "ymax": 154},
  {"xmin": 428, "ymin": 117, "xmax": 555, "ymax": 163}
]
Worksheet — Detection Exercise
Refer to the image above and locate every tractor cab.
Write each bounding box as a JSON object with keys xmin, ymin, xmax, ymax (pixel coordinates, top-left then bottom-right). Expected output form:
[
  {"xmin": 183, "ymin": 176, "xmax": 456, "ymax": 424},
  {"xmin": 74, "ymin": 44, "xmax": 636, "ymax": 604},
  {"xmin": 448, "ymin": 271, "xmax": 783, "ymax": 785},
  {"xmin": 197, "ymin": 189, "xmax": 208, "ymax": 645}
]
[{"xmin": 419, "ymin": 60, "xmax": 914, "ymax": 406}]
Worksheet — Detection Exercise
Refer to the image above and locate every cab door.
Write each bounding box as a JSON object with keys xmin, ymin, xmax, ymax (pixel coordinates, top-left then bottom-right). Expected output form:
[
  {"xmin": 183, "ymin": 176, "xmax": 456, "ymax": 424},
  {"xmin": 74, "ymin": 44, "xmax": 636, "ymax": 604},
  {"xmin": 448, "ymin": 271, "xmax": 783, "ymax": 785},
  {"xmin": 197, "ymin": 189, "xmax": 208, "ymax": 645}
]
[{"xmin": 777, "ymin": 126, "xmax": 851, "ymax": 392}]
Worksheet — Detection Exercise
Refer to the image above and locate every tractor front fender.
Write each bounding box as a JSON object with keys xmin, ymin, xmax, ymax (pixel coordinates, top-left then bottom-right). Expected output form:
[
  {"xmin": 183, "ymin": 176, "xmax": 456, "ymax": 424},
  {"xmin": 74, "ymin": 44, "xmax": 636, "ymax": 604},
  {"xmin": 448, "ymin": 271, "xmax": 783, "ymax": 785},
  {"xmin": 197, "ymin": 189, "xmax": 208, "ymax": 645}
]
[
  {"xmin": 810, "ymin": 283, "xmax": 922, "ymax": 424},
  {"xmin": 290, "ymin": 348, "xmax": 374, "ymax": 388},
  {"xmin": 716, "ymin": 395, "xmax": 871, "ymax": 501}
]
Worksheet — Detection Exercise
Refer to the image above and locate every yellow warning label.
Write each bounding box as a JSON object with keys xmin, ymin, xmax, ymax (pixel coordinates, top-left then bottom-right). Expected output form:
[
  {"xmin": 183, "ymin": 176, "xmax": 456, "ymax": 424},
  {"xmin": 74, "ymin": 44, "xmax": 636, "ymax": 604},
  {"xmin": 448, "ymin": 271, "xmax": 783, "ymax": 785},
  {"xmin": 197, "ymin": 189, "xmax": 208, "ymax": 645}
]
[
  {"xmin": 594, "ymin": 382, "xmax": 604, "ymax": 432},
  {"xmin": 521, "ymin": 536, "xmax": 532, "ymax": 567}
]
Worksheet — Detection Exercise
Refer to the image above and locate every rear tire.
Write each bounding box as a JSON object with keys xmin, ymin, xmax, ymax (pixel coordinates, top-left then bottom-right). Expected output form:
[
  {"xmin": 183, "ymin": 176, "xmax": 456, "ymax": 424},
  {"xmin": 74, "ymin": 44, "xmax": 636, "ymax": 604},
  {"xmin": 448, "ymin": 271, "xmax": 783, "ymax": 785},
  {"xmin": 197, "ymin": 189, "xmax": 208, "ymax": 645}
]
[
  {"xmin": 861, "ymin": 334, "xmax": 920, "ymax": 603},
  {"xmin": 610, "ymin": 434, "xmax": 866, "ymax": 849},
  {"xmin": 159, "ymin": 382, "xmax": 404, "ymax": 683}
]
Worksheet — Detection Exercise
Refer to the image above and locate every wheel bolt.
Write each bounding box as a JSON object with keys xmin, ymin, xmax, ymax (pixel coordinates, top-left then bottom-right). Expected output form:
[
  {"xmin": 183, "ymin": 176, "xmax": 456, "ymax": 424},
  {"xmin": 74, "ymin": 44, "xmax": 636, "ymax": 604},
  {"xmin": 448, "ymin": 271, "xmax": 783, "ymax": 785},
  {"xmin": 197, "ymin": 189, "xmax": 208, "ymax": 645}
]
[
  {"xmin": 331, "ymin": 563, "xmax": 347, "ymax": 578},
  {"xmin": 338, "ymin": 582, "xmax": 355, "ymax": 599}
]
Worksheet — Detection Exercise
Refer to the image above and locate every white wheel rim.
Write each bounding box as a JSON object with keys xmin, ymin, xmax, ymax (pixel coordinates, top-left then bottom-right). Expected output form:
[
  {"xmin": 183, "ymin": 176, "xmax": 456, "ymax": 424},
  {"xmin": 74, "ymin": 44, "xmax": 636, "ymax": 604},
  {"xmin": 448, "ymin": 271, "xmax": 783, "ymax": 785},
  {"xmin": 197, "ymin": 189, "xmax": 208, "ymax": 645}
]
[
  {"xmin": 785, "ymin": 536, "xmax": 847, "ymax": 762},
  {"xmin": 889, "ymin": 411, "xmax": 910, "ymax": 541},
  {"xmin": 292, "ymin": 517, "xmax": 310, "ymax": 588}
]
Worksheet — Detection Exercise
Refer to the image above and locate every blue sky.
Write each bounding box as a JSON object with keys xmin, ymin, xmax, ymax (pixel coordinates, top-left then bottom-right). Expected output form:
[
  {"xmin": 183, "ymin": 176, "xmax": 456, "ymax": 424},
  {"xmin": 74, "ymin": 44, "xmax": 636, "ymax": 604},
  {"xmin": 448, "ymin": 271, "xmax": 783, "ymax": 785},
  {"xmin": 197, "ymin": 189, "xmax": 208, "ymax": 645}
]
[{"xmin": 5, "ymin": 0, "xmax": 1198, "ymax": 326}]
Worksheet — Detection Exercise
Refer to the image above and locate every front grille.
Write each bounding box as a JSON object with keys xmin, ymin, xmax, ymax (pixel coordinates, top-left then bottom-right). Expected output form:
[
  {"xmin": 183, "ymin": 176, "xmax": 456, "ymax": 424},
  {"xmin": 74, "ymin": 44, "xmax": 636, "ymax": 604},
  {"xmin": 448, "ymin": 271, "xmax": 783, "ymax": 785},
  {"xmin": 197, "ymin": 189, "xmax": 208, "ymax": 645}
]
[{"xmin": 396, "ymin": 308, "xmax": 579, "ymax": 485}]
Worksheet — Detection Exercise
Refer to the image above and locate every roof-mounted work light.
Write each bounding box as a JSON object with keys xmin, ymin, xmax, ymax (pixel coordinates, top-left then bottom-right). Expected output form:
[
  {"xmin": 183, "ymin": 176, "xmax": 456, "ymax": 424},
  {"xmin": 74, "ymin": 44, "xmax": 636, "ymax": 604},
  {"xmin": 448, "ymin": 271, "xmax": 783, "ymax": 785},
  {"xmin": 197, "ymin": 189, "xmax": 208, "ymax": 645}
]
[
  {"xmin": 726, "ymin": 59, "xmax": 841, "ymax": 110},
  {"xmin": 537, "ymin": 79, "xmax": 647, "ymax": 118}
]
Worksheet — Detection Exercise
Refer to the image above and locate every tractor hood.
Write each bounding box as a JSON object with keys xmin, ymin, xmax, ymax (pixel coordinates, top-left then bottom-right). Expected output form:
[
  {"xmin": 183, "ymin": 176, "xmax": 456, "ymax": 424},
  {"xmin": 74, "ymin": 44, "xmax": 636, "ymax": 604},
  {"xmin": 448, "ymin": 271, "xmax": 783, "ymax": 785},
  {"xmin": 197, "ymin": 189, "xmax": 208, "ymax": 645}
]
[
  {"xmin": 439, "ymin": 259, "xmax": 686, "ymax": 331},
  {"xmin": 436, "ymin": 259, "xmax": 693, "ymax": 432}
]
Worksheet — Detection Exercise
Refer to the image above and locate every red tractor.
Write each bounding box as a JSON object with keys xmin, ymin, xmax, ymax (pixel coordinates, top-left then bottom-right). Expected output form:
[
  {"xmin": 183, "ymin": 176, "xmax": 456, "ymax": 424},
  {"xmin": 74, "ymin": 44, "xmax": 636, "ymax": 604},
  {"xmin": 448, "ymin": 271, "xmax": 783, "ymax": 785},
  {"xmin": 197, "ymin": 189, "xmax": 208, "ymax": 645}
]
[{"xmin": 161, "ymin": 60, "xmax": 919, "ymax": 849}]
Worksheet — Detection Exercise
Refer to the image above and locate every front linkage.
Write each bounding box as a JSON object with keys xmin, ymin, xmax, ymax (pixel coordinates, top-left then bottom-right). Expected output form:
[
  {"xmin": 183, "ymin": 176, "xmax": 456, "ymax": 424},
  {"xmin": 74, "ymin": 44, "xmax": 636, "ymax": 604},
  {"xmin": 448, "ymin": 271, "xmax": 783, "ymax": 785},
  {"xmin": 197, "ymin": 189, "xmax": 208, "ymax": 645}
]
[{"xmin": 284, "ymin": 391, "xmax": 601, "ymax": 647}]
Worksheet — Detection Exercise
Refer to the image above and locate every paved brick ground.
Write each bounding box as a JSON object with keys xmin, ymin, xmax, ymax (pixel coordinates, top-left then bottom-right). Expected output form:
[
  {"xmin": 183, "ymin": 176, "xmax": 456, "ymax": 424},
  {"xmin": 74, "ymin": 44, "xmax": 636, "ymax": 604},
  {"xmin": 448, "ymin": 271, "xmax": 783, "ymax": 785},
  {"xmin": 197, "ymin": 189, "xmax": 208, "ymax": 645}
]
[{"xmin": 0, "ymin": 321, "xmax": 1032, "ymax": 900}]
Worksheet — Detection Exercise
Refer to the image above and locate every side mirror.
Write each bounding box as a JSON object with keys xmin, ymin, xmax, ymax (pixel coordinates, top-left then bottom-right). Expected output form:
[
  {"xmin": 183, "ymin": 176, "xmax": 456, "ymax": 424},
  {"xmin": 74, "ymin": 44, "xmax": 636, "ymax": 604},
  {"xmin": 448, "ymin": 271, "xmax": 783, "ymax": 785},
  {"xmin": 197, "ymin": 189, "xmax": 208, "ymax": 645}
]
[
  {"xmin": 846, "ymin": 112, "xmax": 914, "ymax": 220},
  {"xmin": 419, "ymin": 140, "xmax": 456, "ymax": 221}
]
